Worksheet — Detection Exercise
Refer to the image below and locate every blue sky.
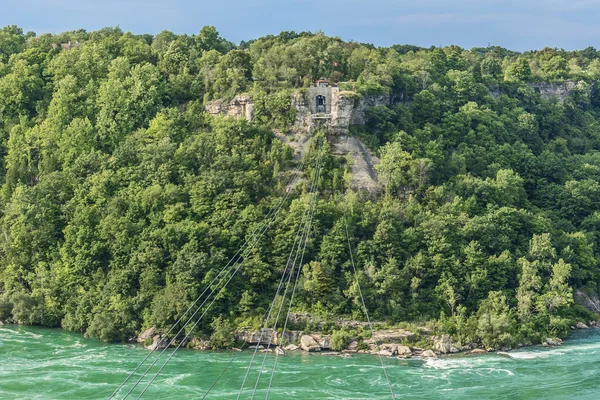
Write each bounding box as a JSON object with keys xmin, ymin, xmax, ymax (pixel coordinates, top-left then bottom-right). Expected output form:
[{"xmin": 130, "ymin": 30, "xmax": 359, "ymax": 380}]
[{"xmin": 3, "ymin": 0, "xmax": 600, "ymax": 51}]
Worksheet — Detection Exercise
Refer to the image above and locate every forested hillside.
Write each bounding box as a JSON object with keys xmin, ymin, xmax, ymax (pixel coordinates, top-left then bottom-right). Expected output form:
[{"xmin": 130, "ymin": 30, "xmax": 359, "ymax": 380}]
[{"xmin": 1, "ymin": 25, "xmax": 600, "ymax": 349}]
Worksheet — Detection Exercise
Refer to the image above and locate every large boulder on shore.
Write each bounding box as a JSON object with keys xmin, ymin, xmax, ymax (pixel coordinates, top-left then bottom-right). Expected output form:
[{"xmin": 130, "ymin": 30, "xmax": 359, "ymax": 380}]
[
  {"xmin": 318, "ymin": 336, "xmax": 331, "ymax": 350},
  {"xmin": 421, "ymin": 350, "xmax": 437, "ymax": 358},
  {"xmin": 470, "ymin": 349, "xmax": 487, "ymax": 354},
  {"xmin": 300, "ymin": 335, "xmax": 321, "ymax": 352},
  {"xmin": 145, "ymin": 335, "xmax": 170, "ymax": 351},
  {"xmin": 137, "ymin": 327, "xmax": 156, "ymax": 343},
  {"xmin": 544, "ymin": 337, "xmax": 562, "ymax": 347},
  {"xmin": 434, "ymin": 335, "xmax": 453, "ymax": 354},
  {"xmin": 397, "ymin": 345, "xmax": 412, "ymax": 356},
  {"xmin": 379, "ymin": 349, "xmax": 393, "ymax": 357},
  {"xmin": 576, "ymin": 322, "xmax": 589, "ymax": 329}
]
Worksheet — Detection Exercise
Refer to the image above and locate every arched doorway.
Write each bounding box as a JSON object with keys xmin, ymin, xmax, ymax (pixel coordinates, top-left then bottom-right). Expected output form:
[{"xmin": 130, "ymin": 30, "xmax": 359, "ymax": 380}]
[{"xmin": 316, "ymin": 95, "xmax": 326, "ymax": 113}]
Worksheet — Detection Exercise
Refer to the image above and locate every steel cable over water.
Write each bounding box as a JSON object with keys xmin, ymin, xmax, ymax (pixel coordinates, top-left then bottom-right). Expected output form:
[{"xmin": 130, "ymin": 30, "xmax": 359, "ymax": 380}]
[
  {"xmin": 339, "ymin": 183, "xmax": 396, "ymax": 400},
  {"xmin": 262, "ymin": 145, "xmax": 324, "ymax": 400},
  {"xmin": 109, "ymin": 167, "xmax": 303, "ymax": 400},
  {"xmin": 129, "ymin": 167, "xmax": 307, "ymax": 399},
  {"xmin": 251, "ymin": 150, "xmax": 323, "ymax": 399},
  {"xmin": 237, "ymin": 138, "xmax": 324, "ymax": 399}
]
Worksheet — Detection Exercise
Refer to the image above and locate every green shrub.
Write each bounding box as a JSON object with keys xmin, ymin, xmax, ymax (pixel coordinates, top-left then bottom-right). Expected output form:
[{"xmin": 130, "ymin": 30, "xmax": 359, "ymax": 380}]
[
  {"xmin": 330, "ymin": 330, "xmax": 352, "ymax": 351},
  {"xmin": 0, "ymin": 295, "xmax": 13, "ymax": 320},
  {"xmin": 210, "ymin": 316, "xmax": 235, "ymax": 349},
  {"xmin": 357, "ymin": 341, "xmax": 369, "ymax": 351},
  {"xmin": 85, "ymin": 312, "xmax": 124, "ymax": 342}
]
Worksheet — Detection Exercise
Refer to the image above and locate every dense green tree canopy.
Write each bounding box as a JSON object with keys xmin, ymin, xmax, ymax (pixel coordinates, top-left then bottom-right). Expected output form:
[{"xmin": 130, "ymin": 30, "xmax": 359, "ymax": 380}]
[{"xmin": 0, "ymin": 26, "xmax": 598, "ymax": 348}]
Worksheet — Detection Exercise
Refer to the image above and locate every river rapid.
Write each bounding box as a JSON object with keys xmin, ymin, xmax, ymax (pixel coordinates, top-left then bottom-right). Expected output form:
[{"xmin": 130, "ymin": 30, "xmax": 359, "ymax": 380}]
[{"xmin": 1, "ymin": 325, "xmax": 599, "ymax": 399}]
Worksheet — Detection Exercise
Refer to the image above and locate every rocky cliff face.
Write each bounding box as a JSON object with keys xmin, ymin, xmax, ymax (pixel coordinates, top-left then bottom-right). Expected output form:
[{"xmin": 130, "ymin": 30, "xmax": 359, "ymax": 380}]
[
  {"xmin": 203, "ymin": 91, "xmax": 389, "ymax": 192},
  {"xmin": 489, "ymin": 80, "xmax": 582, "ymax": 102},
  {"xmin": 529, "ymin": 80, "xmax": 579, "ymax": 102},
  {"xmin": 204, "ymin": 95, "xmax": 254, "ymax": 121},
  {"xmin": 575, "ymin": 289, "xmax": 600, "ymax": 314}
]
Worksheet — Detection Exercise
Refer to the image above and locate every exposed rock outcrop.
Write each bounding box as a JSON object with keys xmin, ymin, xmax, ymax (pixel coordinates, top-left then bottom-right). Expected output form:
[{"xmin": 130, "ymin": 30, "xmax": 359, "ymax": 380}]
[
  {"xmin": 544, "ymin": 338, "xmax": 563, "ymax": 347},
  {"xmin": 317, "ymin": 336, "xmax": 331, "ymax": 350},
  {"xmin": 574, "ymin": 289, "xmax": 600, "ymax": 314},
  {"xmin": 204, "ymin": 90, "xmax": 389, "ymax": 192},
  {"xmin": 489, "ymin": 80, "xmax": 584, "ymax": 103},
  {"xmin": 433, "ymin": 335, "xmax": 453, "ymax": 354},
  {"xmin": 204, "ymin": 95, "xmax": 254, "ymax": 121},
  {"xmin": 328, "ymin": 91, "xmax": 355, "ymax": 135},
  {"xmin": 300, "ymin": 335, "xmax": 321, "ymax": 352},
  {"xmin": 274, "ymin": 330, "xmax": 304, "ymax": 346},
  {"xmin": 348, "ymin": 94, "xmax": 391, "ymax": 126},
  {"xmin": 137, "ymin": 327, "xmax": 156, "ymax": 343},
  {"xmin": 528, "ymin": 80, "xmax": 579, "ymax": 102},
  {"xmin": 330, "ymin": 135, "xmax": 380, "ymax": 192},
  {"xmin": 204, "ymin": 91, "xmax": 390, "ymax": 137},
  {"xmin": 576, "ymin": 322, "xmax": 589, "ymax": 329},
  {"xmin": 397, "ymin": 345, "xmax": 412, "ymax": 357},
  {"xmin": 421, "ymin": 350, "xmax": 437, "ymax": 358},
  {"xmin": 145, "ymin": 335, "xmax": 170, "ymax": 351},
  {"xmin": 364, "ymin": 329, "xmax": 415, "ymax": 345},
  {"xmin": 234, "ymin": 328, "xmax": 275, "ymax": 345}
]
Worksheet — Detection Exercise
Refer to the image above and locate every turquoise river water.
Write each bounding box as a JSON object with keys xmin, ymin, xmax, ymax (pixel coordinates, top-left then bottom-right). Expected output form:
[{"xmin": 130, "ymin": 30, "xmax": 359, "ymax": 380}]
[{"xmin": 1, "ymin": 324, "xmax": 599, "ymax": 399}]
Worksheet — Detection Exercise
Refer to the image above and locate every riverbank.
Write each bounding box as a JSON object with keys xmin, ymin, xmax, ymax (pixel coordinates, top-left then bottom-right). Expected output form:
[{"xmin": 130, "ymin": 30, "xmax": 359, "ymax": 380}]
[{"xmin": 134, "ymin": 317, "xmax": 600, "ymax": 361}]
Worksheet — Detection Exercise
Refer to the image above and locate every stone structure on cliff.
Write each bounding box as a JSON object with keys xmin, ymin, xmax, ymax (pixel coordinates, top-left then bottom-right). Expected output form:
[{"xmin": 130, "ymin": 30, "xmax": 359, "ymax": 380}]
[
  {"xmin": 308, "ymin": 78, "xmax": 338, "ymax": 114},
  {"xmin": 203, "ymin": 82, "xmax": 390, "ymax": 192}
]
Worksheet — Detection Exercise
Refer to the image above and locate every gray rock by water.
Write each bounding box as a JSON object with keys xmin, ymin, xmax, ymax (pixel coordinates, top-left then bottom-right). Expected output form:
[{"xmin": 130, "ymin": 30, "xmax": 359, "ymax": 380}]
[
  {"xmin": 397, "ymin": 345, "xmax": 412, "ymax": 356},
  {"xmin": 300, "ymin": 335, "xmax": 321, "ymax": 352},
  {"xmin": 284, "ymin": 344, "xmax": 299, "ymax": 351},
  {"xmin": 421, "ymin": 350, "xmax": 437, "ymax": 358},
  {"xmin": 470, "ymin": 349, "xmax": 487, "ymax": 354},
  {"xmin": 145, "ymin": 335, "xmax": 169, "ymax": 351},
  {"xmin": 137, "ymin": 327, "xmax": 156, "ymax": 343},
  {"xmin": 434, "ymin": 334, "xmax": 453, "ymax": 354}
]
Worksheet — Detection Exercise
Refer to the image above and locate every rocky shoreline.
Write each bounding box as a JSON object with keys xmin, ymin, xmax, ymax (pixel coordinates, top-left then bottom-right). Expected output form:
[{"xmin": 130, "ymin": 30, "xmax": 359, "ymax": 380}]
[{"xmin": 135, "ymin": 319, "xmax": 599, "ymax": 360}]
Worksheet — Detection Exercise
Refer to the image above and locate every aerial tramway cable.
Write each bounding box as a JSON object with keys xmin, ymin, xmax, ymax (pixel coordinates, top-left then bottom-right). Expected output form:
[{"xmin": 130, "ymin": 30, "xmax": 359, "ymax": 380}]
[
  {"xmin": 109, "ymin": 167, "xmax": 303, "ymax": 400},
  {"xmin": 236, "ymin": 138, "xmax": 324, "ymax": 399},
  {"xmin": 338, "ymin": 183, "xmax": 396, "ymax": 399},
  {"xmin": 249, "ymin": 144, "xmax": 324, "ymax": 400},
  {"xmin": 259, "ymin": 146, "xmax": 323, "ymax": 399},
  {"xmin": 263, "ymin": 175, "xmax": 397, "ymax": 399}
]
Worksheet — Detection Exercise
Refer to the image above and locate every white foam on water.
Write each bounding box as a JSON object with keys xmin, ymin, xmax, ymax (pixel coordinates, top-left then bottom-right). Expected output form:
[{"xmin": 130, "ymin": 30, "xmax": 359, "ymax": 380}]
[
  {"xmin": 162, "ymin": 372, "xmax": 192, "ymax": 386},
  {"xmin": 423, "ymin": 356, "xmax": 492, "ymax": 370}
]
